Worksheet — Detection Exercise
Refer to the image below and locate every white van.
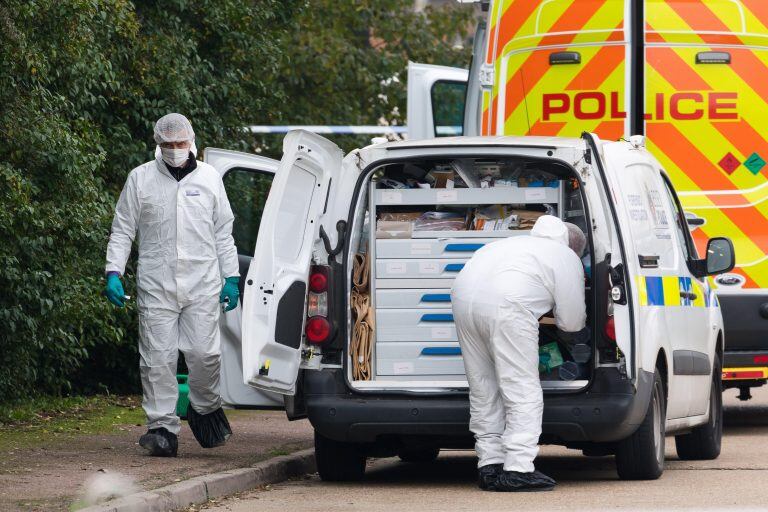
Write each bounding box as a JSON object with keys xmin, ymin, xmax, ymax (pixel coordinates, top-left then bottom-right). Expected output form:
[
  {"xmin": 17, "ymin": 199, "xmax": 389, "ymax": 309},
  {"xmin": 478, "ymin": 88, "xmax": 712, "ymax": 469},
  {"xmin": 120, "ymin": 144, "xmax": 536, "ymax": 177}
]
[{"xmin": 207, "ymin": 130, "xmax": 734, "ymax": 482}]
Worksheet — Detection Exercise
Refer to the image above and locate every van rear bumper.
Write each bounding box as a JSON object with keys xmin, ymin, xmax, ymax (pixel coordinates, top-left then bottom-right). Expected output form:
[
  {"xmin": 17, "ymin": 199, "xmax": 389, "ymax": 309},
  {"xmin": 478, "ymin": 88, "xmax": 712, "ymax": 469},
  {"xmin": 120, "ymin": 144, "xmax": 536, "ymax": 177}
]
[{"xmin": 304, "ymin": 368, "xmax": 653, "ymax": 445}]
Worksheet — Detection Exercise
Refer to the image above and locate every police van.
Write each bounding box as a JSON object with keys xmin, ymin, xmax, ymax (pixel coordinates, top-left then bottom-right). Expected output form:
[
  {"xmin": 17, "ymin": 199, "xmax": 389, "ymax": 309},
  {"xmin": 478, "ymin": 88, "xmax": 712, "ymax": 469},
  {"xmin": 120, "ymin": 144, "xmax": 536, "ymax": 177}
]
[
  {"xmin": 409, "ymin": 0, "xmax": 768, "ymax": 399},
  {"xmin": 207, "ymin": 129, "xmax": 734, "ymax": 481}
]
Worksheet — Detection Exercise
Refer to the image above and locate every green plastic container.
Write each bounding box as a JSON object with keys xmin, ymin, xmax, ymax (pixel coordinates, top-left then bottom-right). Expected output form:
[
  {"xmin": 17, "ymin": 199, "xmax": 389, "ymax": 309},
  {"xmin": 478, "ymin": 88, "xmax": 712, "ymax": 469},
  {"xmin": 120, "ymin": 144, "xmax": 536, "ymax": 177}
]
[{"xmin": 176, "ymin": 374, "xmax": 190, "ymax": 419}]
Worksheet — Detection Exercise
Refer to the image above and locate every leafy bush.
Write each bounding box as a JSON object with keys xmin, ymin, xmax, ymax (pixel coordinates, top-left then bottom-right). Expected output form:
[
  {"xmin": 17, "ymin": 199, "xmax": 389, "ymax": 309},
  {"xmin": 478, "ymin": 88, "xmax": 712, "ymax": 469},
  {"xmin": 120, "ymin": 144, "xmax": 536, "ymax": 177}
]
[{"xmin": 0, "ymin": 0, "xmax": 473, "ymax": 402}]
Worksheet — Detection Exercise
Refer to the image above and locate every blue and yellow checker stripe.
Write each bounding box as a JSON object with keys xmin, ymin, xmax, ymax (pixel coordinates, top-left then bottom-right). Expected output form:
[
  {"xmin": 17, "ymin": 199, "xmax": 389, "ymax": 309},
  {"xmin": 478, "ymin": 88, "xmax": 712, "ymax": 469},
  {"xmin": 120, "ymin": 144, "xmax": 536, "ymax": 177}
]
[{"xmin": 635, "ymin": 276, "xmax": 716, "ymax": 307}]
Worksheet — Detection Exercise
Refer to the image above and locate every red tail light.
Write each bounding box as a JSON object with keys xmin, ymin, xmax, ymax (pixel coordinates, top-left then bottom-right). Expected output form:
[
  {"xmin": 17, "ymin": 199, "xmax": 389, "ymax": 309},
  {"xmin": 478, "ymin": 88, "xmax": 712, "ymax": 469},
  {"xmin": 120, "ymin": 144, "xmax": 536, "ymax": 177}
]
[
  {"xmin": 309, "ymin": 271, "xmax": 328, "ymax": 293},
  {"xmin": 306, "ymin": 265, "xmax": 332, "ymax": 344},
  {"xmin": 305, "ymin": 316, "xmax": 331, "ymax": 344},
  {"xmin": 754, "ymin": 355, "xmax": 768, "ymax": 364},
  {"xmin": 604, "ymin": 316, "xmax": 616, "ymax": 341}
]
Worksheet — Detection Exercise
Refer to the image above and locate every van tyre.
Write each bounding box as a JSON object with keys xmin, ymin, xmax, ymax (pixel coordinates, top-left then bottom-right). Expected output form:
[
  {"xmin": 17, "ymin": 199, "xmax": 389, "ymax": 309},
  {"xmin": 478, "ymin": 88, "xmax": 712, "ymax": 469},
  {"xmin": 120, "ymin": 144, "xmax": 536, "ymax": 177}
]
[
  {"xmin": 314, "ymin": 430, "xmax": 366, "ymax": 481},
  {"xmin": 398, "ymin": 447, "xmax": 440, "ymax": 463},
  {"xmin": 675, "ymin": 355, "xmax": 723, "ymax": 460},
  {"xmin": 615, "ymin": 370, "xmax": 665, "ymax": 480}
]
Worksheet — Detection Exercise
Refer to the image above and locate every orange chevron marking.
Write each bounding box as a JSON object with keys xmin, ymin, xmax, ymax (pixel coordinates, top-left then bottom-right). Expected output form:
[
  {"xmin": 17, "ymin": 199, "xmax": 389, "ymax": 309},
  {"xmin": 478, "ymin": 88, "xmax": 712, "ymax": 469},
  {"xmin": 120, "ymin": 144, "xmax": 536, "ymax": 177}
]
[
  {"xmin": 712, "ymin": 118, "xmax": 768, "ymax": 166},
  {"xmin": 489, "ymin": 0, "xmax": 543, "ymax": 61},
  {"xmin": 502, "ymin": 0, "xmax": 609, "ymax": 123},
  {"xmin": 593, "ymin": 120, "xmax": 624, "ymax": 140},
  {"xmin": 665, "ymin": 0, "xmax": 742, "ymax": 44},
  {"xmin": 651, "ymin": 123, "xmax": 768, "ymax": 253},
  {"xmin": 728, "ymin": 52, "xmax": 768, "ymax": 107},
  {"xmin": 741, "ymin": 0, "xmax": 768, "ymax": 27},
  {"xmin": 565, "ymin": 42, "xmax": 624, "ymax": 91},
  {"xmin": 651, "ymin": 123, "xmax": 746, "ymax": 199},
  {"xmin": 527, "ymin": 120, "xmax": 566, "ymax": 136},
  {"xmin": 646, "ymin": 46, "xmax": 712, "ymax": 91}
]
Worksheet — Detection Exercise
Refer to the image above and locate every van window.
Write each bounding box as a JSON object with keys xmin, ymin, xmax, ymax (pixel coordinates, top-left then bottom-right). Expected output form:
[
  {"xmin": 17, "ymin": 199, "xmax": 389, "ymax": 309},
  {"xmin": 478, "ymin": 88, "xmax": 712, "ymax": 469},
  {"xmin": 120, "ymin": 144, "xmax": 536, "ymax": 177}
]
[
  {"xmin": 431, "ymin": 80, "xmax": 466, "ymax": 137},
  {"xmin": 222, "ymin": 168, "xmax": 274, "ymax": 256},
  {"xmin": 616, "ymin": 163, "xmax": 676, "ymax": 270},
  {"xmin": 660, "ymin": 173, "xmax": 699, "ymax": 261}
]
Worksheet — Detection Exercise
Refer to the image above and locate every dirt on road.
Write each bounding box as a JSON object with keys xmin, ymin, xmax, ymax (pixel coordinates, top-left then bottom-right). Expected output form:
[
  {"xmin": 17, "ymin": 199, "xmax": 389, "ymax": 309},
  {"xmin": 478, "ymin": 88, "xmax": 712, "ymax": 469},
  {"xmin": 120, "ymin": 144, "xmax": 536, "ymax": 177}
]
[{"xmin": 0, "ymin": 401, "xmax": 312, "ymax": 512}]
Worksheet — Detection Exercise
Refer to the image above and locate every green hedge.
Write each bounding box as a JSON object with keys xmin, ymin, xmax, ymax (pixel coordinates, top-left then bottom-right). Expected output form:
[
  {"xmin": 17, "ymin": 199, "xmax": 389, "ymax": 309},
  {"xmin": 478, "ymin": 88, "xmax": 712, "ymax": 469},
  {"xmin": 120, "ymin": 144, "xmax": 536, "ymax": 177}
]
[{"xmin": 0, "ymin": 0, "xmax": 472, "ymax": 401}]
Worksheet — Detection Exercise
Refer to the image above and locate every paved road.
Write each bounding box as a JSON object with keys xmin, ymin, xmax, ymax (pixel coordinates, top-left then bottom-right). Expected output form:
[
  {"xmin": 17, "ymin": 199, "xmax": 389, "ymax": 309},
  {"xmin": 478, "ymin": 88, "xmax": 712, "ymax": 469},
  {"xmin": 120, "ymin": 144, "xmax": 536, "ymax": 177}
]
[{"xmin": 205, "ymin": 387, "xmax": 768, "ymax": 511}]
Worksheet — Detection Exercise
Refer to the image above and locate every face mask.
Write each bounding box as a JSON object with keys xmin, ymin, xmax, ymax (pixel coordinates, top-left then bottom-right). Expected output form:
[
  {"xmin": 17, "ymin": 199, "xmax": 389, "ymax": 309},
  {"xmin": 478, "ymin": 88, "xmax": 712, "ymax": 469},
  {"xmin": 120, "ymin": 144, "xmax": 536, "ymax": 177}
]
[{"xmin": 161, "ymin": 147, "xmax": 189, "ymax": 168}]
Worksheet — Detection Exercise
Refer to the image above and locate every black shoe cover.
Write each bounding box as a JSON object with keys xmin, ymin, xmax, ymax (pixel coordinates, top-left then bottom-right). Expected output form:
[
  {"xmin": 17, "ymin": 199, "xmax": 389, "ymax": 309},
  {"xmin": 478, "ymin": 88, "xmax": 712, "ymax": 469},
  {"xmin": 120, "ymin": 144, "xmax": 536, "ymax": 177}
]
[
  {"xmin": 477, "ymin": 463, "xmax": 504, "ymax": 490},
  {"xmin": 139, "ymin": 428, "xmax": 178, "ymax": 457},
  {"xmin": 187, "ymin": 406, "xmax": 232, "ymax": 448},
  {"xmin": 493, "ymin": 469, "xmax": 556, "ymax": 492}
]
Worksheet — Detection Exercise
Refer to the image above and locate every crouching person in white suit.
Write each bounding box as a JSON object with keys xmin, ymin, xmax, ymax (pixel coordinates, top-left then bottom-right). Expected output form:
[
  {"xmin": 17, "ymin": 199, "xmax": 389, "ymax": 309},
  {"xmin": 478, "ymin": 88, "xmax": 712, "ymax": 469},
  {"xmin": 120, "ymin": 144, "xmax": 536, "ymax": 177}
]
[{"xmin": 451, "ymin": 215, "xmax": 587, "ymax": 492}]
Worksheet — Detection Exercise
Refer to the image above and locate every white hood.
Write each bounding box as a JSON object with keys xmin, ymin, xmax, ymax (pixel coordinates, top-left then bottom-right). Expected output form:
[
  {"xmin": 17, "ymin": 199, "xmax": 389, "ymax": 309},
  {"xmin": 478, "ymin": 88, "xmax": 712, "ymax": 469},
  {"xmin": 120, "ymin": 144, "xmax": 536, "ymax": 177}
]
[{"xmin": 530, "ymin": 215, "xmax": 569, "ymax": 246}]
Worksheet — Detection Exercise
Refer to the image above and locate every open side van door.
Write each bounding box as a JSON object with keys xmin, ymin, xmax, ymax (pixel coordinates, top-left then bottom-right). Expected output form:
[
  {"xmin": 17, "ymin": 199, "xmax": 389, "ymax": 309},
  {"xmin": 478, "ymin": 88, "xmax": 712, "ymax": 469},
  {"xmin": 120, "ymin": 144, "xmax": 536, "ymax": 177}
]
[
  {"xmin": 205, "ymin": 149, "xmax": 281, "ymax": 408},
  {"xmin": 407, "ymin": 62, "xmax": 468, "ymax": 140},
  {"xmin": 241, "ymin": 130, "xmax": 343, "ymax": 395}
]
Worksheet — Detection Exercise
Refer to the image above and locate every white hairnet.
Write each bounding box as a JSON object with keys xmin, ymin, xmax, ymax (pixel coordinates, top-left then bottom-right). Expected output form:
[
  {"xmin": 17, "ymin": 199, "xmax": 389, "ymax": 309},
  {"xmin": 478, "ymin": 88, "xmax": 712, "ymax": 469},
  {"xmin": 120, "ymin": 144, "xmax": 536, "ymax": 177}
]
[
  {"xmin": 530, "ymin": 215, "xmax": 569, "ymax": 246},
  {"xmin": 564, "ymin": 222, "xmax": 587, "ymax": 257},
  {"xmin": 153, "ymin": 113, "xmax": 195, "ymax": 144}
]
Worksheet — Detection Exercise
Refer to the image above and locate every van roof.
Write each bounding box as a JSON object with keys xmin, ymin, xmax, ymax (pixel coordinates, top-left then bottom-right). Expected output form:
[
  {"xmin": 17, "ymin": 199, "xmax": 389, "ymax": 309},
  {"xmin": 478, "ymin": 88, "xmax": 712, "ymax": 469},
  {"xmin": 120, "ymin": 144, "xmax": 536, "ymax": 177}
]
[{"xmin": 379, "ymin": 135, "xmax": 587, "ymax": 151}]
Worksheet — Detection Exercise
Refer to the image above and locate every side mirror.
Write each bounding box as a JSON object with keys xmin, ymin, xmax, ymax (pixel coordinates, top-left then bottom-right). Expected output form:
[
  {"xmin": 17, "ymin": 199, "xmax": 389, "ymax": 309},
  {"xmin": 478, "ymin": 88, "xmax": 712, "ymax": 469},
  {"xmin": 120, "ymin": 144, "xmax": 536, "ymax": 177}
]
[{"xmin": 705, "ymin": 237, "xmax": 735, "ymax": 276}]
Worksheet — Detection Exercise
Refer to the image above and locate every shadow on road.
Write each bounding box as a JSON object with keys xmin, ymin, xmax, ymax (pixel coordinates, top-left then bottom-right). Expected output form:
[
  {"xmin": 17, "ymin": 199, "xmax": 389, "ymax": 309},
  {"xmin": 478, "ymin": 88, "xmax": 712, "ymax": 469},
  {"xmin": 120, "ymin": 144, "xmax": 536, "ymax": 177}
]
[{"xmin": 358, "ymin": 451, "xmax": 619, "ymax": 487}]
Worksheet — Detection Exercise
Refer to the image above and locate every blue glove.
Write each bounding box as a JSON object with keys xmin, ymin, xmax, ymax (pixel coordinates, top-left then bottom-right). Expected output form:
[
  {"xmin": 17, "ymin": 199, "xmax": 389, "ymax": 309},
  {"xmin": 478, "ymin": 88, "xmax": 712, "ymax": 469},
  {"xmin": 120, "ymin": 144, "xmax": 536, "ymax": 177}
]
[
  {"xmin": 220, "ymin": 276, "xmax": 240, "ymax": 312},
  {"xmin": 105, "ymin": 273, "xmax": 125, "ymax": 307}
]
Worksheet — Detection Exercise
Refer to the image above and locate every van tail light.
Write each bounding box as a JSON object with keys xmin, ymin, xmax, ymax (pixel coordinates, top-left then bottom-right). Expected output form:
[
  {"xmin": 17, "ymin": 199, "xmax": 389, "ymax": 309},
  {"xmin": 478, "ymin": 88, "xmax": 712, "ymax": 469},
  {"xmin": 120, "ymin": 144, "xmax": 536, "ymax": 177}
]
[
  {"xmin": 306, "ymin": 265, "xmax": 331, "ymax": 344},
  {"xmin": 306, "ymin": 316, "xmax": 331, "ymax": 344},
  {"xmin": 604, "ymin": 316, "xmax": 616, "ymax": 342}
]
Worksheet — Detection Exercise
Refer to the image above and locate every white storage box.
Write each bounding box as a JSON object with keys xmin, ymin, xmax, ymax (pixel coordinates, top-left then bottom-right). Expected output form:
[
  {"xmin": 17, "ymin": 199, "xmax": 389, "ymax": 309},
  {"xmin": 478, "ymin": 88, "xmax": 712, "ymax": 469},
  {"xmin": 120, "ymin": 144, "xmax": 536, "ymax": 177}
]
[
  {"xmin": 375, "ymin": 258, "xmax": 469, "ymax": 279},
  {"xmin": 376, "ymin": 237, "xmax": 502, "ymax": 259},
  {"xmin": 376, "ymin": 289, "xmax": 453, "ymax": 309},
  {"xmin": 375, "ymin": 308, "xmax": 457, "ymax": 342},
  {"xmin": 375, "ymin": 341, "xmax": 466, "ymax": 376}
]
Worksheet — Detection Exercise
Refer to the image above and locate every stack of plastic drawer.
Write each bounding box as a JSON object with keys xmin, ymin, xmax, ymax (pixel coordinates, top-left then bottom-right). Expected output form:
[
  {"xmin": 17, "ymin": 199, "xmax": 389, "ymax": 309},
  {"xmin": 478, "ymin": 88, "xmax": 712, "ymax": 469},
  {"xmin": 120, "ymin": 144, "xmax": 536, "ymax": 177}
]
[{"xmin": 373, "ymin": 237, "xmax": 500, "ymax": 379}]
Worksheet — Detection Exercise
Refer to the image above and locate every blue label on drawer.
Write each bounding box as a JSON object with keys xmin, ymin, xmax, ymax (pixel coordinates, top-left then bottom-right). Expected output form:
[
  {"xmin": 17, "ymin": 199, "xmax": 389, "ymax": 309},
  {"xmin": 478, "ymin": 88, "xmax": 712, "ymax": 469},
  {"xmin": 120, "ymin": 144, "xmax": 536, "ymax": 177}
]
[
  {"xmin": 421, "ymin": 313, "xmax": 454, "ymax": 322},
  {"xmin": 444, "ymin": 263, "xmax": 465, "ymax": 272},
  {"xmin": 421, "ymin": 347, "xmax": 462, "ymax": 356},
  {"xmin": 445, "ymin": 243, "xmax": 485, "ymax": 252},
  {"xmin": 421, "ymin": 294, "xmax": 452, "ymax": 303}
]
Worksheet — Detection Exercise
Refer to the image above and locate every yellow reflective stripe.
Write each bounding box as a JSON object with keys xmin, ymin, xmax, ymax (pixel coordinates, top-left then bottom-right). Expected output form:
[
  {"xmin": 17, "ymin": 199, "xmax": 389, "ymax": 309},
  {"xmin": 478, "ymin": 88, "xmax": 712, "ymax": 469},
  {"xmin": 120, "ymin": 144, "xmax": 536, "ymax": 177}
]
[
  {"xmin": 636, "ymin": 275, "xmax": 648, "ymax": 306},
  {"xmin": 662, "ymin": 276, "xmax": 680, "ymax": 306}
]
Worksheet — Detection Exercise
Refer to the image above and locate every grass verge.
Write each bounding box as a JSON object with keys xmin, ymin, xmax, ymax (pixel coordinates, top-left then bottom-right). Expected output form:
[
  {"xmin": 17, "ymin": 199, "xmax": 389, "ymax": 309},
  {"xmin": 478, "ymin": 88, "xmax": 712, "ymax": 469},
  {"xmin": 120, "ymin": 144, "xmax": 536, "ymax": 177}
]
[{"xmin": 0, "ymin": 395, "xmax": 145, "ymax": 451}]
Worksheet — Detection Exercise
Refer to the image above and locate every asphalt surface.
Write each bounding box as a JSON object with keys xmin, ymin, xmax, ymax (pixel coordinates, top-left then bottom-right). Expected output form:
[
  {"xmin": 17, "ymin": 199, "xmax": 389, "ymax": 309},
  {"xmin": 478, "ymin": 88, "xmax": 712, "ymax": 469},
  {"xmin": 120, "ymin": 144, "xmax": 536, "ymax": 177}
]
[{"xmin": 203, "ymin": 386, "xmax": 768, "ymax": 512}]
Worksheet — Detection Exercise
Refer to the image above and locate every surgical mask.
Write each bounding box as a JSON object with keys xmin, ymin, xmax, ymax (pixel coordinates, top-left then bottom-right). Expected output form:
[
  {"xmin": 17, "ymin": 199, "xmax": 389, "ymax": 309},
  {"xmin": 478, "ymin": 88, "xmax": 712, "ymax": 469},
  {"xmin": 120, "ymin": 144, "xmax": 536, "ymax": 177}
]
[{"xmin": 161, "ymin": 147, "xmax": 189, "ymax": 168}]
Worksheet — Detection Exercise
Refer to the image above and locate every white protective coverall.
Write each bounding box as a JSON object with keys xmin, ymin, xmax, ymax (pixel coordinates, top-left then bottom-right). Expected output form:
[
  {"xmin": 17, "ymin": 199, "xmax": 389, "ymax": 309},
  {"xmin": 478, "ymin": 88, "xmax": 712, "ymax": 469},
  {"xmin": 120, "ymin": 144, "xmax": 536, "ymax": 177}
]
[
  {"xmin": 105, "ymin": 154, "xmax": 239, "ymax": 435},
  {"xmin": 451, "ymin": 215, "xmax": 586, "ymax": 473}
]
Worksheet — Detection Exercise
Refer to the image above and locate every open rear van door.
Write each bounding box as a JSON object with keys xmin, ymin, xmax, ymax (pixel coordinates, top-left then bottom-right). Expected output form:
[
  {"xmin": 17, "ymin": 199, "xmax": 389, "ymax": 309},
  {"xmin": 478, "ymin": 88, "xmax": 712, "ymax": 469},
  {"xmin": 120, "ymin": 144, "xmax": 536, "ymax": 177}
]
[
  {"xmin": 407, "ymin": 62, "xmax": 468, "ymax": 140},
  {"xmin": 241, "ymin": 130, "xmax": 343, "ymax": 395},
  {"xmin": 206, "ymin": 148, "xmax": 280, "ymax": 408}
]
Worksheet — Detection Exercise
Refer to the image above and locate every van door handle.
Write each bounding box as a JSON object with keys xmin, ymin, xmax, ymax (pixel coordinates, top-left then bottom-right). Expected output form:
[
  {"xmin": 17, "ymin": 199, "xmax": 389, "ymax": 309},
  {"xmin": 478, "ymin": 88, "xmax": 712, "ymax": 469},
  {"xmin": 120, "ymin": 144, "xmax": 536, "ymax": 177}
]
[
  {"xmin": 680, "ymin": 291, "xmax": 697, "ymax": 300},
  {"xmin": 639, "ymin": 255, "xmax": 659, "ymax": 268}
]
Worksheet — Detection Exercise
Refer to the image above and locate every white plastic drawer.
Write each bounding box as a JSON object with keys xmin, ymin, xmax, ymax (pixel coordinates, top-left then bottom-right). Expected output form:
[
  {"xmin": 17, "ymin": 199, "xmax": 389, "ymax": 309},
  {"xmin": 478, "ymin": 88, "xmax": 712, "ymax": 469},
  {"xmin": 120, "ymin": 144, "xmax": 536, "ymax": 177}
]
[
  {"xmin": 375, "ymin": 308, "xmax": 457, "ymax": 342},
  {"xmin": 376, "ymin": 238, "xmax": 500, "ymax": 259},
  {"xmin": 376, "ymin": 289, "xmax": 453, "ymax": 309},
  {"xmin": 375, "ymin": 258, "xmax": 469, "ymax": 279},
  {"xmin": 374, "ymin": 278, "xmax": 455, "ymax": 289},
  {"xmin": 376, "ymin": 342, "xmax": 466, "ymax": 376}
]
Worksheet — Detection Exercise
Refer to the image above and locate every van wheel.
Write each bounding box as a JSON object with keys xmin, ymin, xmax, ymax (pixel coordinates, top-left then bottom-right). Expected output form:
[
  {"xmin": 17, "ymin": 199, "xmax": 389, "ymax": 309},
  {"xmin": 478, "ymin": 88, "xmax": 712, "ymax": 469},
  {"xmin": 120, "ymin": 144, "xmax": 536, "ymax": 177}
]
[
  {"xmin": 675, "ymin": 355, "xmax": 723, "ymax": 460},
  {"xmin": 398, "ymin": 447, "xmax": 440, "ymax": 463},
  {"xmin": 314, "ymin": 430, "xmax": 366, "ymax": 481},
  {"xmin": 615, "ymin": 370, "xmax": 666, "ymax": 480}
]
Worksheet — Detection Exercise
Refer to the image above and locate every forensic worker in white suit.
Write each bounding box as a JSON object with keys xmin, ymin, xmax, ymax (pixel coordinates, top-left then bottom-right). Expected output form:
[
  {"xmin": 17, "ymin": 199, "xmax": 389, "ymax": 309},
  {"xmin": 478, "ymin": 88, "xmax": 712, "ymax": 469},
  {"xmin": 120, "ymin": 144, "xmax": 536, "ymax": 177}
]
[
  {"xmin": 451, "ymin": 215, "xmax": 587, "ymax": 492},
  {"xmin": 104, "ymin": 113, "xmax": 240, "ymax": 456}
]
